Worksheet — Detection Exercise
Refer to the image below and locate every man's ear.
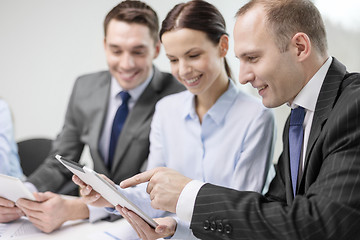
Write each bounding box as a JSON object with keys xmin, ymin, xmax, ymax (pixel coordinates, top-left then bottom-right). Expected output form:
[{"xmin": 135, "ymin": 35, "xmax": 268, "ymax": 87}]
[
  {"xmin": 290, "ymin": 32, "xmax": 311, "ymax": 61},
  {"xmin": 219, "ymin": 34, "xmax": 229, "ymax": 57},
  {"xmin": 153, "ymin": 40, "xmax": 161, "ymax": 59}
]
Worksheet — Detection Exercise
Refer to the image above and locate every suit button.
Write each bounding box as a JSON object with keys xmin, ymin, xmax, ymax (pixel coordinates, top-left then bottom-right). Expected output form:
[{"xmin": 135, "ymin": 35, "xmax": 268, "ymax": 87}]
[
  {"xmin": 217, "ymin": 221, "xmax": 224, "ymax": 233},
  {"xmin": 203, "ymin": 220, "xmax": 210, "ymax": 230},
  {"xmin": 210, "ymin": 220, "xmax": 217, "ymax": 232},
  {"xmin": 225, "ymin": 224, "xmax": 232, "ymax": 234}
]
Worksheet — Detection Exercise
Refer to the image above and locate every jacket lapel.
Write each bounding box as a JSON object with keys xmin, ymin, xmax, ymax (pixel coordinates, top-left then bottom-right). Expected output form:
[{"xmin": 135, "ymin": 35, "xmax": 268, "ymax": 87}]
[
  {"xmin": 90, "ymin": 72, "xmax": 112, "ymax": 174},
  {"xmin": 282, "ymin": 117, "xmax": 297, "ymax": 204}
]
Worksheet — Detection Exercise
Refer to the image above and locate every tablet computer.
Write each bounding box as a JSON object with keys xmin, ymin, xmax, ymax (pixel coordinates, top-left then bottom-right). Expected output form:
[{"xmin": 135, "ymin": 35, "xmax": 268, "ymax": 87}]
[
  {"xmin": 0, "ymin": 174, "xmax": 36, "ymax": 202},
  {"xmin": 55, "ymin": 155, "xmax": 158, "ymax": 228}
]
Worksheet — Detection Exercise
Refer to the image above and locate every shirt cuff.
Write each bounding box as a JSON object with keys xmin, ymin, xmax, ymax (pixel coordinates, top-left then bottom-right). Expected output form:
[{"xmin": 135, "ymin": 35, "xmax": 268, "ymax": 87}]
[
  {"xmin": 171, "ymin": 216, "xmax": 198, "ymax": 239},
  {"xmin": 88, "ymin": 205, "xmax": 111, "ymax": 223},
  {"xmin": 176, "ymin": 180, "xmax": 205, "ymax": 223},
  {"xmin": 104, "ymin": 207, "xmax": 122, "ymax": 215}
]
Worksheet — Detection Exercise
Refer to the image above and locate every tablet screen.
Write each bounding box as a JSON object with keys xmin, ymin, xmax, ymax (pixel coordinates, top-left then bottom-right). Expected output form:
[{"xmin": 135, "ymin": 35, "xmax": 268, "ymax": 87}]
[
  {"xmin": 57, "ymin": 156, "xmax": 85, "ymax": 173},
  {"xmin": 55, "ymin": 155, "xmax": 158, "ymax": 228}
]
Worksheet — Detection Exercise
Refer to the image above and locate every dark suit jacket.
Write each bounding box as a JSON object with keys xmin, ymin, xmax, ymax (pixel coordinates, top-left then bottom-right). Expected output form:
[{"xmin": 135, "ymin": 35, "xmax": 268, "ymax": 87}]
[
  {"xmin": 190, "ymin": 58, "xmax": 360, "ymax": 239},
  {"xmin": 28, "ymin": 66, "xmax": 184, "ymax": 192}
]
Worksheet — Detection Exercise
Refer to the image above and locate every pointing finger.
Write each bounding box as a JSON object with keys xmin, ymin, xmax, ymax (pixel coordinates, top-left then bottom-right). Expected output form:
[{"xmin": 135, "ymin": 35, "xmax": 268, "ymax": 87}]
[{"xmin": 120, "ymin": 167, "xmax": 161, "ymax": 189}]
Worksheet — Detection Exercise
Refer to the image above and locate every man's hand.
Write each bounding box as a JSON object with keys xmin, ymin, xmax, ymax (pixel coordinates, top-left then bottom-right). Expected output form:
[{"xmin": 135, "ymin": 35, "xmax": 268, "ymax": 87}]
[
  {"xmin": 16, "ymin": 192, "xmax": 89, "ymax": 233},
  {"xmin": 0, "ymin": 197, "xmax": 24, "ymax": 222},
  {"xmin": 120, "ymin": 167, "xmax": 192, "ymax": 213},
  {"xmin": 72, "ymin": 175, "xmax": 113, "ymax": 208},
  {"xmin": 117, "ymin": 206, "xmax": 176, "ymax": 240}
]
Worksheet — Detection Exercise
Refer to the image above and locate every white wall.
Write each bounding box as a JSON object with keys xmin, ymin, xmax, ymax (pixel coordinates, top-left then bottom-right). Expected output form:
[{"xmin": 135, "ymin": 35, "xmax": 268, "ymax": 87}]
[{"xmin": 1, "ymin": 0, "xmax": 359, "ymax": 164}]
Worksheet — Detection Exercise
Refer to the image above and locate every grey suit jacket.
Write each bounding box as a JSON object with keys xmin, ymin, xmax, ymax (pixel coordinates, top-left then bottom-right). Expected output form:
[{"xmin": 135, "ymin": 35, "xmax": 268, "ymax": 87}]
[
  {"xmin": 190, "ymin": 58, "xmax": 360, "ymax": 239},
  {"xmin": 28, "ymin": 66, "xmax": 184, "ymax": 192}
]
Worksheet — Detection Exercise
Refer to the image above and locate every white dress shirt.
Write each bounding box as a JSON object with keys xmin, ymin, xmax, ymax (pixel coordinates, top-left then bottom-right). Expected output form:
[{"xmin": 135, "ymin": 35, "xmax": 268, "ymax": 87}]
[{"xmin": 291, "ymin": 56, "xmax": 332, "ymax": 172}]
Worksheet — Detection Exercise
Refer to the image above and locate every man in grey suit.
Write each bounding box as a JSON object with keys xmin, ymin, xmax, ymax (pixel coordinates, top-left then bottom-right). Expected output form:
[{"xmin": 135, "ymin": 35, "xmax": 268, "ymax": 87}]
[
  {"xmin": 118, "ymin": 0, "xmax": 360, "ymax": 239},
  {"xmin": 0, "ymin": 0, "xmax": 183, "ymax": 233}
]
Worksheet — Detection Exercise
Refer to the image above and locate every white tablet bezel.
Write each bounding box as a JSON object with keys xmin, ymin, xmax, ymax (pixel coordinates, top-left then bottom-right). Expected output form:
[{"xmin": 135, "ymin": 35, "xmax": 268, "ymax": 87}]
[
  {"xmin": 0, "ymin": 174, "xmax": 36, "ymax": 202},
  {"xmin": 55, "ymin": 155, "xmax": 158, "ymax": 228}
]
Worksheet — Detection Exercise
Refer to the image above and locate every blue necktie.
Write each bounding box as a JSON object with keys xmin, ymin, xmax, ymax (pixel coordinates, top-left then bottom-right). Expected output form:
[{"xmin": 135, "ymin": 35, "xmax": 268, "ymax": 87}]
[
  {"xmin": 289, "ymin": 106, "xmax": 305, "ymax": 196},
  {"xmin": 108, "ymin": 91, "xmax": 131, "ymax": 170}
]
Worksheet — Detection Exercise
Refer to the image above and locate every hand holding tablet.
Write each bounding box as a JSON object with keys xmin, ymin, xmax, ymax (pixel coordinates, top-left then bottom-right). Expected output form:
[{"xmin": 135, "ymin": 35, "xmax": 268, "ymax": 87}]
[{"xmin": 55, "ymin": 155, "xmax": 158, "ymax": 228}]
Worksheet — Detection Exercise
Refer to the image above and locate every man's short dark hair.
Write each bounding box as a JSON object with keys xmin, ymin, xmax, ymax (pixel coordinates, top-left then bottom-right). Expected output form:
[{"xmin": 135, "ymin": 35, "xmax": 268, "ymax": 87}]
[{"xmin": 104, "ymin": 0, "xmax": 159, "ymax": 44}]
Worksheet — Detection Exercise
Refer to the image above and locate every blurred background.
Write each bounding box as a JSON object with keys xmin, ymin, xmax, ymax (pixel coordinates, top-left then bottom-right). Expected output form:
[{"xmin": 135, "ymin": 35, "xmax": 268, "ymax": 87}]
[{"xmin": 1, "ymin": 0, "xmax": 359, "ymax": 164}]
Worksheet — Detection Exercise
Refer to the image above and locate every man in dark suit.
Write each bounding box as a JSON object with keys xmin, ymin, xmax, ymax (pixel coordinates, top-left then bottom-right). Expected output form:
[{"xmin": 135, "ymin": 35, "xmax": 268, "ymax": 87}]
[
  {"xmin": 0, "ymin": 0, "xmax": 183, "ymax": 233},
  {"xmin": 118, "ymin": 0, "xmax": 360, "ymax": 239}
]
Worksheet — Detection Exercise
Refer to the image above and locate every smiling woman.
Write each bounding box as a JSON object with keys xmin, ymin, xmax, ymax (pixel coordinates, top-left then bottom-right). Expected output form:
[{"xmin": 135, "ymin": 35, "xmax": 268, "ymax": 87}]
[{"xmin": 161, "ymin": 28, "xmax": 229, "ymax": 111}]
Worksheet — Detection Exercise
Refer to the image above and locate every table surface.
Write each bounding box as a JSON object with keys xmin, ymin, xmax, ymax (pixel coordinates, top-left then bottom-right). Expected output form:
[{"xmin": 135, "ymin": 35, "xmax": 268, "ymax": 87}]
[{"xmin": 1, "ymin": 217, "xmax": 134, "ymax": 240}]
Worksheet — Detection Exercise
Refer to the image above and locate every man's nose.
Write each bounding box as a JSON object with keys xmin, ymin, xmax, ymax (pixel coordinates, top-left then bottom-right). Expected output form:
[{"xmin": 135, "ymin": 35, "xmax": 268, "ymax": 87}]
[
  {"xmin": 119, "ymin": 52, "xmax": 135, "ymax": 69},
  {"xmin": 238, "ymin": 64, "xmax": 254, "ymax": 85}
]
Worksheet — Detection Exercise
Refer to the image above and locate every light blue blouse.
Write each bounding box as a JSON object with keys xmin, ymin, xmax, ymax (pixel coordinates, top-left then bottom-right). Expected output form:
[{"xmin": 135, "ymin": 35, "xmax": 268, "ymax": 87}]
[
  {"xmin": 109, "ymin": 80, "xmax": 275, "ymax": 239},
  {"xmin": 0, "ymin": 100, "xmax": 23, "ymax": 178},
  {"xmin": 147, "ymin": 80, "xmax": 274, "ymax": 190}
]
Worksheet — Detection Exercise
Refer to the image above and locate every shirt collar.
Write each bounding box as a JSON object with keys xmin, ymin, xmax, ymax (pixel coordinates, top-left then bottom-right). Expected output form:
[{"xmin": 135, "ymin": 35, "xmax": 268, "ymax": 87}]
[
  {"xmin": 290, "ymin": 56, "xmax": 332, "ymax": 111},
  {"xmin": 110, "ymin": 67, "xmax": 154, "ymax": 101},
  {"xmin": 183, "ymin": 79, "xmax": 239, "ymax": 125},
  {"xmin": 183, "ymin": 92, "xmax": 197, "ymax": 120}
]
